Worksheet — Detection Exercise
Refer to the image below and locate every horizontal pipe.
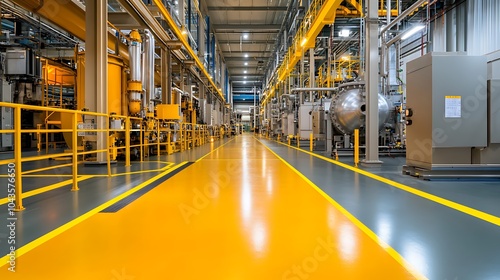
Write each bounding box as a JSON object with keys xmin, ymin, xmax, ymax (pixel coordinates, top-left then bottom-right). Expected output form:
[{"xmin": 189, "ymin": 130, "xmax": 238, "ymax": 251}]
[
  {"xmin": 290, "ymin": 87, "xmax": 338, "ymax": 92},
  {"xmin": 380, "ymin": 0, "xmax": 428, "ymax": 34}
]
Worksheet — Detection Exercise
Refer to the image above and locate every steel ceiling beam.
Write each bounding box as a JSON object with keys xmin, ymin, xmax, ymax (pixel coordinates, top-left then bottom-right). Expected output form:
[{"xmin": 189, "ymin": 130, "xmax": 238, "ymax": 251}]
[
  {"xmin": 108, "ymin": 12, "xmax": 142, "ymax": 28},
  {"xmin": 222, "ymin": 51, "xmax": 274, "ymax": 54},
  {"xmin": 224, "ymin": 57, "xmax": 270, "ymax": 62},
  {"xmin": 219, "ymin": 40, "xmax": 275, "ymax": 44},
  {"xmin": 208, "ymin": 6, "xmax": 287, "ymax": 11},
  {"xmin": 213, "ymin": 24, "xmax": 281, "ymax": 31}
]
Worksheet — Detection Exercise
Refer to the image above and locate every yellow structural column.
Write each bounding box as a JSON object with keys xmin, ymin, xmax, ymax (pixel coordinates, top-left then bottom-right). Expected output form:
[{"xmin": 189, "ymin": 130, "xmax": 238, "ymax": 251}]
[{"xmin": 14, "ymin": 106, "xmax": 25, "ymax": 211}]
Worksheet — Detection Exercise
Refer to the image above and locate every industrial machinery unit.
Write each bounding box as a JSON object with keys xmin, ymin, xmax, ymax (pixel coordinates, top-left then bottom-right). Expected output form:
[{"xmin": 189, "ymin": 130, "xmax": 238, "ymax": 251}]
[
  {"xmin": 404, "ymin": 52, "xmax": 500, "ymax": 178},
  {"xmin": 0, "ymin": 0, "xmax": 233, "ymax": 165}
]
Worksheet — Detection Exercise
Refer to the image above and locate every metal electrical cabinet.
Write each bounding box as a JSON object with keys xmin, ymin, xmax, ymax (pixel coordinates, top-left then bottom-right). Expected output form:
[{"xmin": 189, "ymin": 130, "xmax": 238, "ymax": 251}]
[
  {"xmin": 405, "ymin": 53, "xmax": 488, "ymax": 170},
  {"xmin": 471, "ymin": 79, "xmax": 500, "ymax": 163},
  {"xmin": 0, "ymin": 79, "xmax": 13, "ymax": 150}
]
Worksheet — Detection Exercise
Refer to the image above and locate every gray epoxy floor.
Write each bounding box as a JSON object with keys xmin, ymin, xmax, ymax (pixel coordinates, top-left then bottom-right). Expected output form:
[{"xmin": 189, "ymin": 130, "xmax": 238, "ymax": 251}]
[
  {"xmin": 0, "ymin": 137, "xmax": 233, "ymax": 257},
  {"xmin": 262, "ymin": 139, "xmax": 500, "ymax": 280}
]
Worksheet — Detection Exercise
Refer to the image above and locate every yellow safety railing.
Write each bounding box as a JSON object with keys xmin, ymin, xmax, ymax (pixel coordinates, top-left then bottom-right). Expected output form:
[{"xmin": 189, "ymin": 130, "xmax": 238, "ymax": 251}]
[
  {"xmin": 0, "ymin": 101, "xmax": 226, "ymax": 211},
  {"xmin": 0, "ymin": 102, "xmax": 110, "ymax": 211}
]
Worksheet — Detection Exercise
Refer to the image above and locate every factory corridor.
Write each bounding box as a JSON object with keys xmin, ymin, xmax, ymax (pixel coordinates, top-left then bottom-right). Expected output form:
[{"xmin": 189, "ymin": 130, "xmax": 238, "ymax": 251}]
[{"xmin": 0, "ymin": 134, "xmax": 418, "ymax": 279}]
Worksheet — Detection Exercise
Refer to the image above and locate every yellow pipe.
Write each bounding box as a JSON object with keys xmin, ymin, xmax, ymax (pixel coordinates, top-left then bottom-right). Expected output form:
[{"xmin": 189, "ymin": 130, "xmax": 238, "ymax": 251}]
[
  {"xmin": 108, "ymin": 55, "xmax": 124, "ymax": 115},
  {"xmin": 14, "ymin": 106, "xmax": 25, "ymax": 211},
  {"xmin": 152, "ymin": 0, "xmax": 225, "ymax": 102},
  {"xmin": 354, "ymin": 129, "xmax": 359, "ymax": 167}
]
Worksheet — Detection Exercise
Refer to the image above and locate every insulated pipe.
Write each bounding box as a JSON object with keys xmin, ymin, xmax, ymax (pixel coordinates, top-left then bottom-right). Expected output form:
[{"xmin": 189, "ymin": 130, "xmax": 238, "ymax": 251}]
[
  {"xmin": 127, "ymin": 29, "xmax": 142, "ymax": 115},
  {"xmin": 143, "ymin": 29, "xmax": 155, "ymax": 113},
  {"xmin": 290, "ymin": 87, "xmax": 338, "ymax": 92},
  {"xmin": 172, "ymin": 87, "xmax": 184, "ymax": 105}
]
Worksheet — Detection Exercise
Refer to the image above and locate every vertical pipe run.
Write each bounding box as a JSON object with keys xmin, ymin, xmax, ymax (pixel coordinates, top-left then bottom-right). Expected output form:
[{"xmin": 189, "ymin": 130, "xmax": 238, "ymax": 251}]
[
  {"xmin": 128, "ymin": 29, "xmax": 142, "ymax": 115},
  {"xmin": 143, "ymin": 30, "xmax": 155, "ymax": 113},
  {"xmin": 309, "ymin": 48, "xmax": 315, "ymax": 101}
]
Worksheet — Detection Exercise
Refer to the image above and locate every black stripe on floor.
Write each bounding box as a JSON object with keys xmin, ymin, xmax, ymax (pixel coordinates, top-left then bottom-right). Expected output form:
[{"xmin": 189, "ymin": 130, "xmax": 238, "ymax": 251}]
[{"xmin": 100, "ymin": 162, "xmax": 194, "ymax": 213}]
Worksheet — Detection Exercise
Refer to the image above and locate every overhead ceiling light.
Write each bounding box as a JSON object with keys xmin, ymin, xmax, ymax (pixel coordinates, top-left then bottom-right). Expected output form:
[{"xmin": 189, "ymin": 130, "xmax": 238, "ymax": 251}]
[
  {"xmin": 243, "ymin": 81, "xmax": 247, "ymax": 84},
  {"xmin": 244, "ymin": 62, "xmax": 248, "ymax": 66},
  {"xmin": 244, "ymin": 70, "xmax": 247, "ymax": 73},
  {"xmin": 401, "ymin": 25, "xmax": 425, "ymax": 40},
  {"xmin": 339, "ymin": 29, "xmax": 350, "ymax": 37},
  {"xmin": 244, "ymin": 53, "xmax": 249, "ymax": 58},
  {"xmin": 243, "ymin": 34, "xmax": 249, "ymax": 39},
  {"xmin": 244, "ymin": 76, "xmax": 247, "ymax": 79}
]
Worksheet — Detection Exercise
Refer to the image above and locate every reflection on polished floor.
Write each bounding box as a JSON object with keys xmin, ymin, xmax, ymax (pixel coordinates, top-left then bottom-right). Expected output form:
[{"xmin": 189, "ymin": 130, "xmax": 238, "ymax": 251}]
[{"xmin": 0, "ymin": 134, "xmax": 417, "ymax": 279}]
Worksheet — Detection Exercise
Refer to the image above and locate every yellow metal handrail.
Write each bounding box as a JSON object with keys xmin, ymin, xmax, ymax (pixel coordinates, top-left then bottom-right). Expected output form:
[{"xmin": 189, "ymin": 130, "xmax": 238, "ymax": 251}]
[
  {"xmin": 0, "ymin": 102, "xmax": 110, "ymax": 211},
  {"xmin": 0, "ymin": 102, "xmax": 224, "ymax": 211}
]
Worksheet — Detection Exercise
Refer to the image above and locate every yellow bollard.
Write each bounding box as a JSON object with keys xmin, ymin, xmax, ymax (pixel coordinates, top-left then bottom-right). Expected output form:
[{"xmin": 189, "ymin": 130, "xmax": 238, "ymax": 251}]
[
  {"xmin": 37, "ymin": 124, "xmax": 41, "ymax": 152},
  {"xmin": 354, "ymin": 129, "xmax": 359, "ymax": 167},
  {"xmin": 309, "ymin": 133, "xmax": 313, "ymax": 152},
  {"xmin": 288, "ymin": 136, "xmax": 291, "ymax": 146},
  {"xmin": 297, "ymin": 134, "xmax": 300, "ymax": 148}
]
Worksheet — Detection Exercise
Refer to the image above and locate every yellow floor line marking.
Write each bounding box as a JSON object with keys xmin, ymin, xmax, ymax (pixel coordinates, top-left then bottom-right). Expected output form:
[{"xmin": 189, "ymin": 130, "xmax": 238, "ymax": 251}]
[
  {"xmin": 255, "ymin": 137, "xmax": 427, "ymax": 280},
  {"xmin": 0, "ymin": 176, "xmax": 93, "ymax": 206},
  {"xmin": 0, "ymin": 161, "xmax": 175, "ymax": 178},
  {"xmin": 0, "ymin": 161, "xmax": 189, "ymax": 268},
  {"xmin": 0, "ymin": 162, "xmax": 176, "ymax": 178},
  {"xmin": 195, "ymin": 138, "xmax": 236, "ymax": 162},
  {"xmin": 270, "ymin": 138, "xmax": 500, "ymax": 227}
]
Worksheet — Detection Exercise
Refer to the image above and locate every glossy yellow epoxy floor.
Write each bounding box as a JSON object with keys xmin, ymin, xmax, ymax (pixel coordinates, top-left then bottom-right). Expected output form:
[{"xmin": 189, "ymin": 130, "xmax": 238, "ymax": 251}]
[{"xmin": 1, "ymin": 135, "xmax": 414, "ymax": 279}]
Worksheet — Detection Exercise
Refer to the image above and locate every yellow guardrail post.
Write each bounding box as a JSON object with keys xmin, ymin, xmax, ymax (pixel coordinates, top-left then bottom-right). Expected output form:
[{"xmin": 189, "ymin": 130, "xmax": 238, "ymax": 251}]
[
  {"xmin": 180, "ymin": 123, "xmax": 183, "ymax": 152},
  {"xmin": 310, "ymin": 133, "xmax": 313, "ymax": 152},
  {"xmin": 106, "ymin": 116, "xmax": 111, "ymax": 177},
  {"xmin": 37, "ymin": 124, "xmax": 41, "ymax": 152},
  {"xmin": 71, "ymin": 112, "xmax": 79, "ymax": 191},
  {"xmin": 125, "ymin": 117, "xmax": 131, "ymax": 166},
  {"xmin": 157, "ymin": 121, "xmax": 161, "ymax": 156},
  {"xmin": 167, "ymin": 130, "xmax": 171, "ymax": 155},
  {"xmin": 288, "ymin": 135, "xmax": 291, "ymax": 146},
  {"xmin": 14, "ymin": 106, "xmax": 25, "ymax": 211},
  {"xmin": 140, "ymin": 122, "xmax": 143, "ymax": 162},
  {"xmin": 354, "ymin": 128, "xmax": 359, "ymax": 167}
]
